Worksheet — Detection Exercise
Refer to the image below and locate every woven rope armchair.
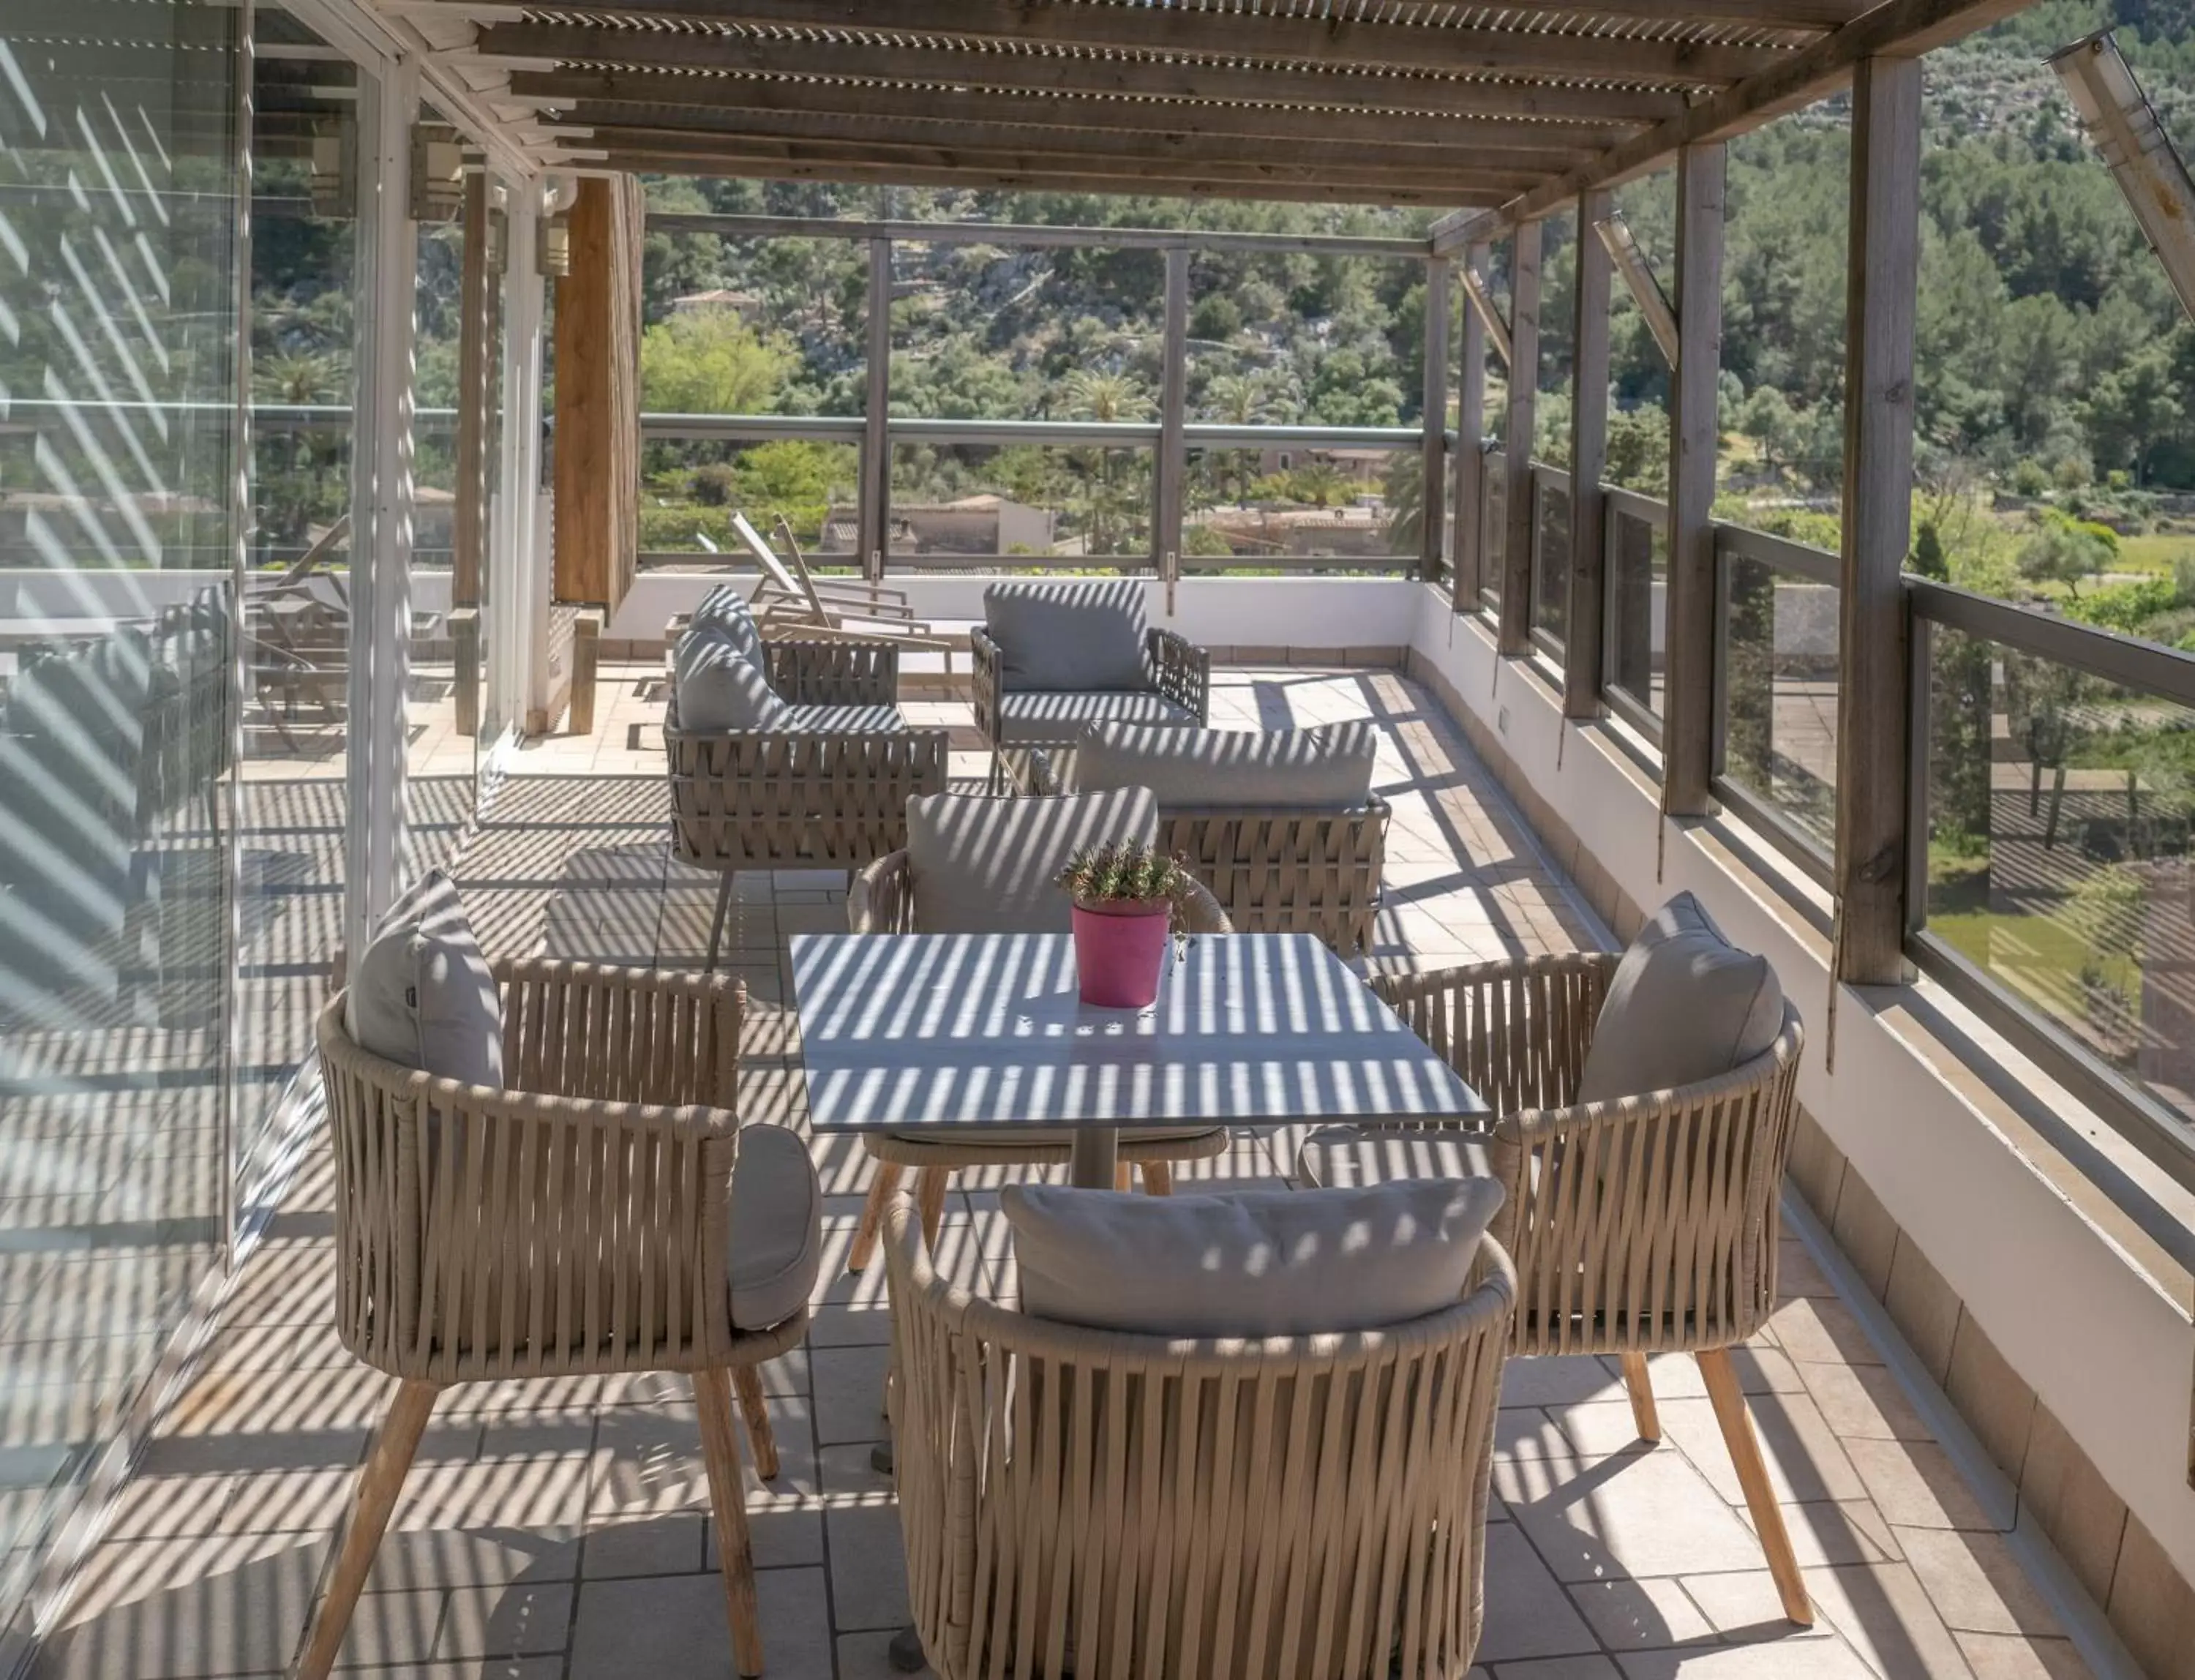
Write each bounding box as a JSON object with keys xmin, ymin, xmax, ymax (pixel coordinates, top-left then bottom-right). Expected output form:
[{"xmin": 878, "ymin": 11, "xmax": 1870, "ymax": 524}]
[
  {"xmin": 838, "ymin": 850, "xmax": 1234, "ymax": 1271},
  {"xmin": 971, "ymin": 622, "xmax": 1209, "ymax": 790},
  {"xmin": 664, "ymin": 633, "xmax": 948, "ymax": 969},
  {"xmin": 1298, "ymin": 951, "xmax": 1812, "ymax": 1625},
  {"xmin": 881, "ymin": 1189, "xmax": 1516, "ymax": 1680},
  {"xmin": 1029, "ymin": 747, "xmax": 1392, "ymax": 960},
  {"xmin": 299, "ymin": 961, "xmax": 809, "ymax": 1679}
]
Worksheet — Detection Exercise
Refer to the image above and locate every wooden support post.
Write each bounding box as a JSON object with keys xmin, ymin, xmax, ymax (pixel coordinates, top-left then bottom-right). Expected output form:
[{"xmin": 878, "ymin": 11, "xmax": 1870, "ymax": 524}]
[
  {"xmin": 1664, "ymin": 143, "xmax": 1726, "ymax": 817},
  {"xmin": 1498, "ymin": 218, "xmax": 1542, "ymax": 656},
  {"xmin": 1420, "ymin": 255, "xmax": 1452, "ymax": 585},
  {"xmin": 1157, "ymin": 245, "xmax": 1188, "ymax": 599},
  {"xmin": 860, "ymin": 236, "xmax": 892, "ymax": 582},
  {"xmin": 1836, "ymin": 56, "xmax": 1922, "ymax": 983},
  {"xmin": 552, "ymin": 175, "xmax": 642, "ymax": 613},
  {"xmin": 568, "ymin": 607, "xmax": 603, "ymax": 738},
  {"xmin": 1566, "ymin": 188, "xmax": 1614, "ymax": 719},
  {"xmin": 1452, "ymin": 243, "xmax": 1489, "ymax": 611},
  {"xmin": 450, "ymin": 607, "xmax": 481, "ymax": 738}
]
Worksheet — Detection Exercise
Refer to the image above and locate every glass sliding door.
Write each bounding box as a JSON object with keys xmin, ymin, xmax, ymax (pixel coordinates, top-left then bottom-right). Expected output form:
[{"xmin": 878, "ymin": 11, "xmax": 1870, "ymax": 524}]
[
  {"xmin": 0, "ymin": 0, "xmax": 246, "ymax": 1625},
  {"xmin": 234, "ymin": 4, "xmax": 367, "ymax": 1172}
]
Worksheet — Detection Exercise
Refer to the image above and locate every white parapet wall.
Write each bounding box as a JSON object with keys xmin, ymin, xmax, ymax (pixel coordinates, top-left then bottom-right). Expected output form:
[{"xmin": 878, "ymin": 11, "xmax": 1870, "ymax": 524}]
[{"xmin": 1405, "ymin": 582, "xmax": 2195, "ymax": 1591}]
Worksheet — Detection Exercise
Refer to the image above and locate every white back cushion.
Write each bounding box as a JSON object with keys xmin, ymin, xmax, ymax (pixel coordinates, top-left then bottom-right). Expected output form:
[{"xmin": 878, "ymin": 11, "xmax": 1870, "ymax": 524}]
[
  {"xmin": 905, "ymin": 788, "xmax": 1158, "ymax": 934},
  {"xmin": 690, "ymin": 584, "xmax": 765, "ymax": 667},
  {"xmin": 1576, "ymin": 891, "xmax": 1785, "ymax": 1103},
  {"xmin": 1003, "ymin": 1179, "xmax": 1505, "ymax": 1338},
  {"xmin": 345, "ymin": 869, "xmax": 503, "ymax": 1087},
  {"xmin": 1071, "ymin": 721, "xmax": 1378, "ymax": 810},
  {"xmin": 983, "ymin": 580, "xmax": 1149, "ymax": 692}
]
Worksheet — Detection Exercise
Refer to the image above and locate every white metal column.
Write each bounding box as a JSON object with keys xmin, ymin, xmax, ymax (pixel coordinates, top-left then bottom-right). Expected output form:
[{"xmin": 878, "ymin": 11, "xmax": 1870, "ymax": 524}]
[
  {"xmin": 498, "ymin": 174, "xmax": 547, "ymax": 747},
  {"xmin": 345, "ymin": 56, "xmax": 421, "ymax": 956}
]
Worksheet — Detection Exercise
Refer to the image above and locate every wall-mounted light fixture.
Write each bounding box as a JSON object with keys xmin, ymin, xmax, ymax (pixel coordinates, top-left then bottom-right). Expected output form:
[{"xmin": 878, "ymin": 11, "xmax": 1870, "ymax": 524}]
[
  {"xmin": 2048, "ymin": 29, "xmax": 2195, "ymax": 325},
  {"xmin": 408, "ymin": 122, "xmax": 465, "ymax": 222},
  {"xmin": 1591, "ymin": 211, "xmax": 1680, "ymax": 369}
]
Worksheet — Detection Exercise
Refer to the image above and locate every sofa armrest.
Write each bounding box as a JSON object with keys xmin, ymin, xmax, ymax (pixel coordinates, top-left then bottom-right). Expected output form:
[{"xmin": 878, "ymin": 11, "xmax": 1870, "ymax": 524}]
[
  {"xmin": 764, "ymin": 637, "xmax": 900, "ymax": 708},
  {"xmin": 971, "ymin": 625, "xmax": 1004, "ymax": 747},
  {"xmin": 848, "ymin": 851, "xmax": 919, "ymax": 934},
  {"xmin": 1146, "ymin": 628, "xmax": 1211, "ymax": 724}
]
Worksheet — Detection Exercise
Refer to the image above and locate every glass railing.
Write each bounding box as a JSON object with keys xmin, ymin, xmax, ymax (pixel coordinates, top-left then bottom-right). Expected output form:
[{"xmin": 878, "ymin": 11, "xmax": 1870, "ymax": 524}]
[
  {"xmin": 1531, "ymin": 464, "xmax": 1572, "ymax": 655},
  {"xmin": 1714, "ymin": 523, "xmax": 1841, "ymax": 875},
  {"xmin": 1603, "ymin": 485, "xmax": 1667, "ymax": 740}
]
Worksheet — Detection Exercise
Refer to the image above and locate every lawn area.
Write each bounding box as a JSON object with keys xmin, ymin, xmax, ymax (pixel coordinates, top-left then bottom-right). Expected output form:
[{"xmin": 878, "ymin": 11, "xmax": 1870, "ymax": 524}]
[
  {"xmin": 2109, "ymin": 530, "xmax": 2195, "ymax": 576},
  {"xmin": 1926, "ymin": 847, "xmax": 2142, "ymax": 1043}
]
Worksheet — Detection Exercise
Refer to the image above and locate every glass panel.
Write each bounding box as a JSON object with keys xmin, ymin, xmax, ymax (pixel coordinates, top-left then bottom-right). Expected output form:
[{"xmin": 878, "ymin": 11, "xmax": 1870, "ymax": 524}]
[
  {"xmin": 1718, "ymin": 536, "xmax": 1839, "ymax": 851},
  {"xmin": 0, "ymin": 0, "xmax": 244, "ymax": 1619},
  {"xmin": 1607, "ymin": 503, "xmax": 1666, "ymax": 721},
  {"xmin": 465, "ymin": 177, "xmax": 508, "ymax": 760},
  {"xmin": 1924, "ymin": 629, "xmax": 2195, "ymax": 1125},
  {"xmin": 1185, "ymin": 252, "xmax": 1419, "ymax": 427},
  {"xmin": 236, "ymin": 7, "xmax": 361, "ymax": 1168},
  {"xmin": 1533, "ymin": 479, "xmax": 1572, "ymax": 649},
  {"xmin": 639, "ymin": 435, "xmax": 862, "ymax": 567},
  {"xmin": 1182, "ymin": 446, "xmax": 1419, "ymax": 573},
  {"xmin": 1479, "ymin": 454, "xmax": 1506, "ymax": 609},
  {"xmin": 888, "ymin": 443, "xmax": 1152, "ymax": 567},
  {"xmin": 642, "ymin": 230, "xmax": 866, "ymax": 418}
]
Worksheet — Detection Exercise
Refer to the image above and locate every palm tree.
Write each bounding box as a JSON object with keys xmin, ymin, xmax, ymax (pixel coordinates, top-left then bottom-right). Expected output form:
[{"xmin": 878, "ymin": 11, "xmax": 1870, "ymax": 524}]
[
  {"xmin": 1058, "ymin": 370, "xmax": 1154, "ymax": 555},
  {"xmin": 1383, "ymin": 451, "xmax": 1425, "ymax": 555}
]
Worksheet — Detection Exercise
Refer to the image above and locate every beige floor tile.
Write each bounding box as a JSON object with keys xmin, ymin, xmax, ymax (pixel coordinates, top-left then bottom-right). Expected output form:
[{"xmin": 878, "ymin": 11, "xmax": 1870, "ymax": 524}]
[
  {"xmin": 1615, "ymin": 1642, "xmax": 1880, "ymax": 1677},
  {"xmin": 566, "ymin": 1565, "xmax": 833, "ymax": 1679},
  {"xmin": 1846, "ymin": 1439, "xmax": 2005, "ymax": 1534},
  {"xmin": 429, "ymin": 1579, "xmax": 575, "ymax": 1660},
  {"xmin": 1896, "ymin": 1529, "xmax": 2063, "ymax": 1638},
  {"xmin": 1477, "ymin": 1523, "xmax": 1602, "ymax": 1662},
  {"xmin": 1801, "ymin": 1560, "xmax": 1978, "ymax": 1680},
  {"xmin": 1744, "ymin": 1499, "xmax": 1903, "ymax": 1569},
  {"xmin": 826, "ymin": 1503, "xmax": 911, "ymax": 1631},
  {"xmin": 1798, "ymin": 1361, "xmax": 1935, "ymax": 1443},
  {"xmin": 1952, "ymin": 1632, "xmax": 2095, "ymax": 1679},
  {"xmin": 1566, "ymin": 1578, "xmax": 1720, "ymax": 1651},
  {"xmin": 1505, "ymin": 1447, "xmax": 1771, "ymax": 1582}
]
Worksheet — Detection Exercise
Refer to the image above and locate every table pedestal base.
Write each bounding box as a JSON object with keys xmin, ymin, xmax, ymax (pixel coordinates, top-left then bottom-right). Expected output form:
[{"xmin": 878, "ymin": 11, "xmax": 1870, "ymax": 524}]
[{"xmin": 1068, "ymin": 1125, "xmax": 1118, "ymax": 1191}]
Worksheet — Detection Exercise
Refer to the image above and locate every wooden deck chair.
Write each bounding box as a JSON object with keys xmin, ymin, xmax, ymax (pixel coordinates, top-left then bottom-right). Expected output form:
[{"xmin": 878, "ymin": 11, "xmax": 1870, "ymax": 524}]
[{"xmin": 731, "ymin": 513, "xmax": 959, "ymax": 673}]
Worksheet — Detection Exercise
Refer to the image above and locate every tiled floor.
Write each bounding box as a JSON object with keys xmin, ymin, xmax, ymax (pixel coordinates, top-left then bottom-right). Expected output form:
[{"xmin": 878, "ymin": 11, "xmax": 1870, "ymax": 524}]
[{"xmin": 26, "ymin": 667, "xmax": 2104, "ymax": 1679}]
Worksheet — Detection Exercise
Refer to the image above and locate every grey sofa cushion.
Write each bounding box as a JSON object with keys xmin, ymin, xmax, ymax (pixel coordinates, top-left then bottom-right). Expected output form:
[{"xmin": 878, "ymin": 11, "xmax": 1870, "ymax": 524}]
[
  {"xmin": 1071, "ymin": 721, "xmax": 1378, "ymax": 810},
  {"xmin": 781, "ymin": 703, "xmax": 906, "ymax": 734},
  {"xmin": 728, "ymin": 1124, "xmax": 823, "ymax": 1330},
  {"xmin": 1576, "ymin": 892, "xmax": 1785, "ymax": 1104},
  {"xmin": 984, "ymin": 580, "xmax": 1149, "ymax": 692},
  {"xmin": 345, "ymin": 869, "xmax": 503, "ymax": 1087},
  {"xmin": 905, "ymin": 787, "xmax": 1158, "ymax": 934},
  {"xmin": 674, "ymin": 623, "xmax": 790, "ymax": 732},
  {"xmin": 1294, "ymin": 1125, "xmax": 1499, "ymax": 1190},
  {"xmin": 1002, "ymin": 1178, "xmax": 1506, "ymax": 1338},
  {"xmin": 996, "ymin": 689, "xmax": 1191, "ymax": 744},
  {"xmin": 691, "ymin": 584, "xmax": 765, "ymax": 668}
]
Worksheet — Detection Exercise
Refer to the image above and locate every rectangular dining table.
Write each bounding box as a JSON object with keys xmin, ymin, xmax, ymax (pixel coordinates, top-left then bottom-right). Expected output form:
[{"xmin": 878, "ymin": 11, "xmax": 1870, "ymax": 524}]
[{"xmin": 789, "ymin": 929, "xmax": 1488, "ymax": 1188}]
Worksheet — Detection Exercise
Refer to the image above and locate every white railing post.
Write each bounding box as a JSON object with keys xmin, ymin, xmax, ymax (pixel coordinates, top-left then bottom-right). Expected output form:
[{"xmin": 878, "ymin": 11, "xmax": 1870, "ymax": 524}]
[{"xmin": 1420, "ymin": 255, "xmax": 1451, "ymax": 585}]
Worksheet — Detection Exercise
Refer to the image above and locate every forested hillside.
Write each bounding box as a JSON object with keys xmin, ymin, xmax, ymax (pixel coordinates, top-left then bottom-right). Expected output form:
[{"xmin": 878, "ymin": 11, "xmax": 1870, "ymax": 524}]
[{"xmin": 637, "ymin": 0, "xmax": 2194, "ymax": 566}]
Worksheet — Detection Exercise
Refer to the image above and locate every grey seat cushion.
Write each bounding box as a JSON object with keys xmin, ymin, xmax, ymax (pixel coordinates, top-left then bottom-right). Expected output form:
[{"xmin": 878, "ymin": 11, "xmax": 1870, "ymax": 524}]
[
  {"xmin": 984, "ymin": 580, "xmax": 1149, "ymax": 692},
  {"xmin": 728, "ymin": 1124, "xmax": 823, "ymax": 1330},
  {"xmin": 1576, "ymin": 892, "xmax": 1785, "ymax": 1104},
  {"xmin": 674, "ymin": 623, "xmax": 790, "ymax": 732},
  {"xmin": 345, "ymin": 869, "xmax": 503, "ymax": 1087},
  {"xmin": 1294, "ymin": 1124, "xmax": 1498, "ymax": 1190},
  {"xmin": 1002, "ymin": 1178, "xmax": 1506, "ymax": 1338},
  {"xmin": 781, "ymin": 703, "xmax": 906, "ymax": 734},
  {"xmin": 690, "ymin": 584, "xmax": 765, "ymax": 668},
  {"xmin": 996, "ymin": 689, "xmax": 1193, "ymax": 743},
  {"xmin": 1070, "ymin": 720, "xmax": 1378, "ymax": 810},
  {"xmin": 905, "ymin": 787, "xmax": 1159, "ymax": 934}
]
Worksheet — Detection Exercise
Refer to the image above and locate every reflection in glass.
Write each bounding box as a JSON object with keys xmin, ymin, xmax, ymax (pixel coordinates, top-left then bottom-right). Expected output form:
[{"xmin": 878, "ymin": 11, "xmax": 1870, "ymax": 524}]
[
  {"xmin": 0, "ymin": 0, "xmax": 242, "ymax": 1621},
  {"xmin": 888, "ymin": 443, "xmax": 1152, "ymax": 566},
  {"xmin": 1480, "ymin": 454, "xmax": 1506, "ymax": 610},
  {"xmin": 1607, "ymin": 504, "xmax": 1665, "ymax": 721},
  {"xmin": 1533, "ymin": 479, "xmax": 1572, "ymax": 648},
  {"xmin": 1183, "ymin": 446, "xmax": 1418, "ymax": 573},
  {"xmin": 1717, "ymin": 541, "xmax": 1839, "ymax": 850},
  {"xmin": 641, "ymin": 435, "xmax": 861, "ymax": 565},
  {"xmin": 1925, "ymin": 629, "xmax": 2195, "ymax": 1122}
]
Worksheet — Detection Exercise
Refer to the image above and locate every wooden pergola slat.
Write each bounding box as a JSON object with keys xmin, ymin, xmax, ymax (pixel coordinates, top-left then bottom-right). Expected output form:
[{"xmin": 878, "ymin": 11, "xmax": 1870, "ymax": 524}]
[
  {"xmin": 459, "ymin": 0, "xmax": 1805, "ymax": 83},
  {"xmin": 507, "ymin": 67, "xmax": 1650, "ymax": 153}
]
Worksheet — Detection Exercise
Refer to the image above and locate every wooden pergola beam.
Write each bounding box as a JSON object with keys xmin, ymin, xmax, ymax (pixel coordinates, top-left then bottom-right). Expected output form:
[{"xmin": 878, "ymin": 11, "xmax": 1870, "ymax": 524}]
[
  {"xmin": 475, "ymin": 23, "xmax": 1695, "ymax": 124},
  {"xmin": 462, "ymin": 0, "xmax": 1796, "ymax": 84},
  {"xmin": 581, "ymin": 127, "xmax": 1542, "ymax": 196},
  {"xmin": 1431, "ymin": 0, "xmax": 2041, "ymax": 247},
  {"xmin": 595, "ymin": 150, "xmax": 1510, "ymax": 207},
  {"xmin": 514, "ymin": 71, "xmax": 1643, "ymax": 157},
  {"xmin": 553, "ymin": 105, "xmax": 1604, "ymax": 177}
]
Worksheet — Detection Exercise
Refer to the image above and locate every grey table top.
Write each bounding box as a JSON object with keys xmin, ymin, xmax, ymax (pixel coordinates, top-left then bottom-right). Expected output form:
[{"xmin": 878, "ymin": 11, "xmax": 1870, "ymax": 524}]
[{"xmin": 790, "ymin": 931, "xmax": 1488, "ymax": 1133}]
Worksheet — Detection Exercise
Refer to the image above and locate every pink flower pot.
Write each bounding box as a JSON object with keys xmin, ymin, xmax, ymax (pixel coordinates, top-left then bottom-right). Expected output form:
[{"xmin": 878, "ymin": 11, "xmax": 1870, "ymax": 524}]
[{"xmin": 1070, "ymin": 901, "xmax": 1171, "ymax": 1009}]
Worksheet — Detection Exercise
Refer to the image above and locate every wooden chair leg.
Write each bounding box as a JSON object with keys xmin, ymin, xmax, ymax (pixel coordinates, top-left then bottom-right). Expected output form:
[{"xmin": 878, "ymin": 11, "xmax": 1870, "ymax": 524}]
[
  {"xmin": 847, "ymin": 1162, "xmax": 904, "ymax": 1273},
  {"xmin": 1139, "ymin": 1160, "xmax": 1173, "ymax": 1196},
  {"xmin": 914, "ymin": 1165, "xmax": 950, "ymax": 1249},
  {"xmin": 703, "ymin": 872, "xmax": 735, "ymax": 973},
  {"xmin": 295, "ymin": 1380, "xmax": 438, "ymax": 1680},
  {"xmin": 1697, "ymin": 1348, "xmax": 1813, "ymax": 1627},
  {"xmin": 731, "ymin": 1363, "xmax": 779, "ymax": 1481},
  {"xmin": 694, "ymin": 1368, "xmax": 767, "ymax": 1677},
  {"xmin": 1114, "ymin": 1162, "xmax": 1133, "ymax": 1191},
  {"xmin": 1618, "ymin": 1351, "xmax": 1661, "ymax": 1444}
]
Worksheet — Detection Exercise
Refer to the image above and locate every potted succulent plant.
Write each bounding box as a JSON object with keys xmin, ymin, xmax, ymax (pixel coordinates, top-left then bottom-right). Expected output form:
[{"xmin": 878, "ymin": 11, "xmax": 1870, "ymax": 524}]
[{"xmin": 1056, "ymin": 841, "xmax": 1196, "ymax": 1008}]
